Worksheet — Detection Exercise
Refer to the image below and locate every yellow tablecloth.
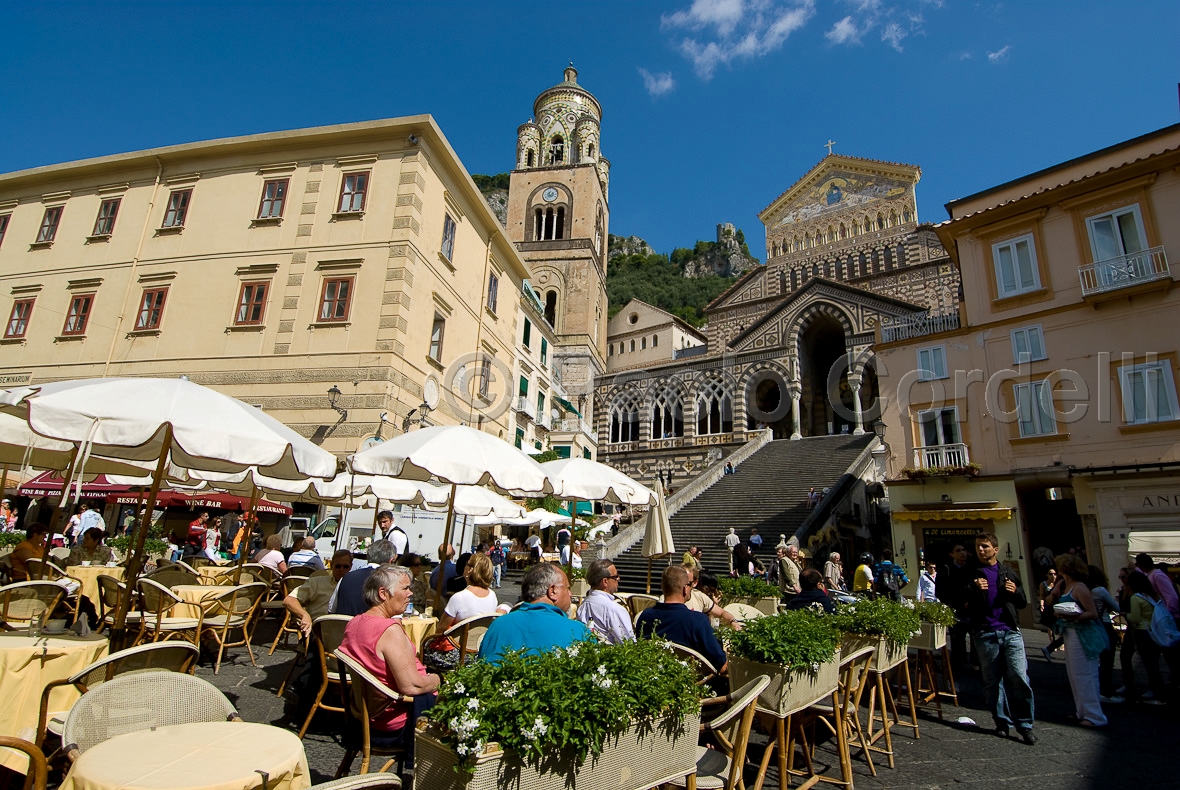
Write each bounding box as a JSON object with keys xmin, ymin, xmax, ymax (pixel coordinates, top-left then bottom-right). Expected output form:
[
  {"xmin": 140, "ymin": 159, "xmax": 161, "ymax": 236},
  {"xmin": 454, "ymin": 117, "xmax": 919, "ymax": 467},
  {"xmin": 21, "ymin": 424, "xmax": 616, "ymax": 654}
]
[
  {"xmin": 196, "ymin": 565, "xmax": 232, "ymax": 582},
  {"xmin": 67, "ymin": 565, "xmax": 124, "ymax": 603},
  {"xmin": 400, "ymin": 615, "xmax": 438, "ymax": 653},
  {"xmin": 59, "ymin": 721, "xmax": 310, "ymax": 790},
  {"xmin": 0, "ymin": 631, "xmax": 109, "ymax": 772},
  {"xmin": 170, "ymin": 584, "xmax": 241, "ymax": 618}
]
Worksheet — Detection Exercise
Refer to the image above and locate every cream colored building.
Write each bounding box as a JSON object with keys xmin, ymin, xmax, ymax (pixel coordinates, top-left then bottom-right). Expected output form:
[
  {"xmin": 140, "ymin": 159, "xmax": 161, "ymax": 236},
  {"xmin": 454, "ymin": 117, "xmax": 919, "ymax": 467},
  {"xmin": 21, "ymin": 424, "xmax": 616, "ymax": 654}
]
[
  {"xmin": 606, "ymin": 299, "xmax": 707, "ymax": 373},
  {"xmin": 876, "ymin": 122, "xmax": 1180, "ymax": 592},
  {"xmin": 0, "ymin": 116, "xmax": 534, "ymax": 457}
]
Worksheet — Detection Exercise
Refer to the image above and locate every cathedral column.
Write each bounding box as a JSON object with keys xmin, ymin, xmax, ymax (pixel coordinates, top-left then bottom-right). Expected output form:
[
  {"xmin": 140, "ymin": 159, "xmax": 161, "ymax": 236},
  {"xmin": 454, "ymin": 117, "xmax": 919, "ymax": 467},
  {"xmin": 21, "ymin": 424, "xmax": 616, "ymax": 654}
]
[
  {"xmin": 850, "ymin": 374, "xmax": 865, "ymax": 436},
  {"xmin": 788, "ymin": 380, "xmax": 802, "ymax": 441}
]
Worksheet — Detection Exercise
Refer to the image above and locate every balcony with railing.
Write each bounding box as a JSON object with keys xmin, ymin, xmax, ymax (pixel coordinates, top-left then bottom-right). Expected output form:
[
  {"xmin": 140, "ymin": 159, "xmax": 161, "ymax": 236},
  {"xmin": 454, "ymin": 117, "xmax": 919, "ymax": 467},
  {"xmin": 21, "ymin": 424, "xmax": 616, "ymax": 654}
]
[
  {"xmin": 1079, "ymin": 246, "xmax": 1170, "ymax": 300},
  {"xmin": 913, "ymin": 443, "xmax": 970, "ymax": 469},
  {"xmin": 513, "ymin": 396, "xmax": 536, "ymax": 421},
  {"xmin": 880, "ymin": 311, "xmax": 961, "ymax": 343}
]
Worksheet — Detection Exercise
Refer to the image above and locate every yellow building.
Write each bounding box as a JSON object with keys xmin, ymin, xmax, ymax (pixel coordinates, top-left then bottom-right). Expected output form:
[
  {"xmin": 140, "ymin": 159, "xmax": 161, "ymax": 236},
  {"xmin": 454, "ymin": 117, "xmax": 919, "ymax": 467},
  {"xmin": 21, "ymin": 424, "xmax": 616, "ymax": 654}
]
[
  {"xmin": 876, "ymin": 123, "xmax": 1180, "ymax": 593},
  {"xmin": 0, "ymin": 116, "xmax": 534, "ymax": 456}
]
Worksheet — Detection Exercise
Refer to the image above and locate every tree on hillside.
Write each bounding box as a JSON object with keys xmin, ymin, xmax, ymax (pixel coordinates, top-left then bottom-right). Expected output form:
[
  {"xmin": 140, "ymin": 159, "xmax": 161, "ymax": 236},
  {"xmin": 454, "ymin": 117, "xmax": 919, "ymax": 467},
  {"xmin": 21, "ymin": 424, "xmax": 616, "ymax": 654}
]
[{"xmin": 606, "ymin": 251, "xmax": 736, "ymax": 326}]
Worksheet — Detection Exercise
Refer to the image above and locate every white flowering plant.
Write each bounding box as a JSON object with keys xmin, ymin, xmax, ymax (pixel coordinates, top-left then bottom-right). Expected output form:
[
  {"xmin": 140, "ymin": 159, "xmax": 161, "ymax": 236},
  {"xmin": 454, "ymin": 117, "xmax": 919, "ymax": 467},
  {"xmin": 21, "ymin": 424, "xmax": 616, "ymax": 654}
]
[
  {"xmin": 426, "ymin": 637, "xmax": 703, "ymax": 775},
  {"xmin": 719, "ymin": 608, "xmax": 840, "ymax": 672},
  {"xmin": 831, "ymin": 597, "xmax": 921, "ymax": 648}
]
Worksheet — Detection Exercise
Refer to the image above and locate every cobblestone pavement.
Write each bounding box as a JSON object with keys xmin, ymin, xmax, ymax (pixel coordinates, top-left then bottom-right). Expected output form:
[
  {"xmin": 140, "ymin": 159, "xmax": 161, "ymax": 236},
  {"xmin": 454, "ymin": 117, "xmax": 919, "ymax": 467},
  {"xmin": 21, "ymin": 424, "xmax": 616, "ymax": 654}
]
[{"xmin": 201, "ymin": 580, "xmax": 1173, "ymax": 790}]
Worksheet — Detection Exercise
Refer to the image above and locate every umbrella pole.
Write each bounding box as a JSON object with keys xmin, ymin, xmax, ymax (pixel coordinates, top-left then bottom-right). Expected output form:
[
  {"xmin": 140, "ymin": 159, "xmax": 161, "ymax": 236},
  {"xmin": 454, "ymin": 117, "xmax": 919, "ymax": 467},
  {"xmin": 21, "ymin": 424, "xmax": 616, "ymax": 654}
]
[
  {"xmin": 646, "ymin": 557, "xmax": 653, "ymax": 595},
  {"xmin": 111, "ymin": 425, "xmax": 172, "ymax": 649},
  {"xmin": 38, "ymin": 448, "xmax": 80, "ymax": 576},
  {"xmin": 433, "ymin": 482, "xmax": 457, "ymax": 614},
  {"xmin": 566, "ymin": 500, "xmax": 578, "ymax": 576},
  {"xmin": 232, "ymin": 484, "xmax": 260, "ymax": 584}
]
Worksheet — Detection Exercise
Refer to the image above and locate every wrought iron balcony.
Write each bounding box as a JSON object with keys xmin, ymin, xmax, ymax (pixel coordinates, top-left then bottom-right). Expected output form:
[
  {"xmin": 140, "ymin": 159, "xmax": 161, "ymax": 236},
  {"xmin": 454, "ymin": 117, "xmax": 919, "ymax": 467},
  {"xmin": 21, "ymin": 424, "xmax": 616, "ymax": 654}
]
[
  {"xmin": 913, "ymin": 443, "xmax": 970, "ymax": 469},
  {"xmin": 880, "ymin": 311, "xmax": 961, "ymax": 343},
  {"xmin": 1078, "ymin": 246, "xmax": 1169, "ymax": 297},
  {"xmin": 513, "ymin": 396, "xmax": 535, "ymax": 421}
]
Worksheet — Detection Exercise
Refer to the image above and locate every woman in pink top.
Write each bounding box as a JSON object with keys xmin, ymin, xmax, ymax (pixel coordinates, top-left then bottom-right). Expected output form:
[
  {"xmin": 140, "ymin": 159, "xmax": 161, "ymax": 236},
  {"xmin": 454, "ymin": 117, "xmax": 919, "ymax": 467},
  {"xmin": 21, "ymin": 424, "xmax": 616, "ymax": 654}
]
[{"xmin": 339, "ymin": 564, "xmax": 440, "ymax": 765}]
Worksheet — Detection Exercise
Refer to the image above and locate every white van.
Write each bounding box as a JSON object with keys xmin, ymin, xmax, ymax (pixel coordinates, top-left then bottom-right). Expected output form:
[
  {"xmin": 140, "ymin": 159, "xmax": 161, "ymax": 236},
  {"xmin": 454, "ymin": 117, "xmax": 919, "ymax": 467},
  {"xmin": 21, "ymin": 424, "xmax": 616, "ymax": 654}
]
[{"xmin": 310, "ymin": 504, "xmax": 469, "ymax": 562}]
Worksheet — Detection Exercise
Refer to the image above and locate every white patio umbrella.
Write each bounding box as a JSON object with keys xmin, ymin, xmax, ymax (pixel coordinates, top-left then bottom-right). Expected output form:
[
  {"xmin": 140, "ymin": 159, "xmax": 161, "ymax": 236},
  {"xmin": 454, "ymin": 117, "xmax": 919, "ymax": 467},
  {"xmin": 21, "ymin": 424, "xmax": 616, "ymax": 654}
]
[
  {"xmin": 348, "ymin": 425, "xmax": 553, "ymax": 607},
  {"xmin": 540, "ymin": 457, "xmax": 655, "ymax": 574},
  {"xmin": 0, "ymin": 377, "xmax": 340, "ymax": 645},
  {"xmin": 640, "ymin": 481, "xmax": 675, "ymax": 594}
]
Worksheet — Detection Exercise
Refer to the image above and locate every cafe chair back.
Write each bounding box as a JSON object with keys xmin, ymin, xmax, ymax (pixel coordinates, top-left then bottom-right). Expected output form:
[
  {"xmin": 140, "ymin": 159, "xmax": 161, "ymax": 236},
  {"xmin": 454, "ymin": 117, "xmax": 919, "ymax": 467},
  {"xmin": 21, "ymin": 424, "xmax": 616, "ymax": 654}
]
[
  {"xmin": 199, "ymin": 582, "xmax": 268, "ymax": 674},
  {"xmin": 268, "ymin": 576, "xmax": 309, "ymax": 655},
  {"xmin": 143, "ymin": 568, "xmax": 199, "ymax": 589},
  {"xmin": 0, "ymin": 736, "xmax": 48, "ymax": 790},
  {"xmin": 61, "ymin": 673, "xmax": 239, "ymax": 761},
  {"xmin": 286, "ymin": 565, "xmax": 317, "ymax": 578},
  {"xmin": 0, "ymin": 581, "xmax": 69, "ymax": 628},
  {"xmin": 24, "ymin": 561, "xmax": 82, "ymax": 619},
  {"xmin": 297, "ymin": 614, "xmax": 352, "ymax": 739},
  {"xmin": 666, "ymin": 674, "xmax": 771, "ymax": 790},
  {"xmin": 667, "ymin": 642, "xmax": 721, "ymax": 687},
  {"xmin": 333, "ymin": 647, "xmax": 408, "ymax": 776},
  {"xmin": 308, "ymin": 775, "xmax": 402, "ymax": 790},
  {"xmin": 440, "ymin": 613, "xmax": 501, "ymax": 667},
  {"xmin": 135, "ymin": 578, "xmax": 202, "ymax": 645},
  {"xmin": 96, "ymin": 575, "xmax": 140, "ymax": 634},
  {"xmin": 37, "ymin": 642, "xmax": 199, "ymax": 746},
  {"xmin": 173, "ymin": 560, "xmax": 202, "ymax": 575},
  {"xmin": 626, "ymin": 594, "xmax": 659, "ymax": 622}
]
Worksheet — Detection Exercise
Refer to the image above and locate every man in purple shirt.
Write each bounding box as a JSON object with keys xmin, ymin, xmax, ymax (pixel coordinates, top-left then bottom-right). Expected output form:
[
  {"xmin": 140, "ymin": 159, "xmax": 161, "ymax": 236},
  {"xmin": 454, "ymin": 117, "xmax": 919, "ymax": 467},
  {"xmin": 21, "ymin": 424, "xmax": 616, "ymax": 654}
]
[{"xmin": 965, "ymin": 532, "xmax": 1036, "ymax": 745}]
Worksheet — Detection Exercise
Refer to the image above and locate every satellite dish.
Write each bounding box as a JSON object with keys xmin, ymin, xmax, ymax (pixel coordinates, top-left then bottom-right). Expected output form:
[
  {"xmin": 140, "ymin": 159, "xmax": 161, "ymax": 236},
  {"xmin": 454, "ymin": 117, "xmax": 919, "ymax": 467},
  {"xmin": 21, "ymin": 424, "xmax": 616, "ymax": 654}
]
[
  {"xmin": 423, "ymin": 377, "xmax": 440, "ymax": 410},
  {"xmin": 551, "ymin": 408, "xmax": 561, "ymax": 421}
]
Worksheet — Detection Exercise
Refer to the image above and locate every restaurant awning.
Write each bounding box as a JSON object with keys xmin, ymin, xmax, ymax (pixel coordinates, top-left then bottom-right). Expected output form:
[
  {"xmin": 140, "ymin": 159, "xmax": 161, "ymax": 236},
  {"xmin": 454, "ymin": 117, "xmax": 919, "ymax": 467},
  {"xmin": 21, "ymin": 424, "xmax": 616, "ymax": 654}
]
[
  {"xmin": 19, "ymin": 471, "xmax": 292, "ymax": 515},
  {"xmin": 18, "ymin": 472, "xmax": 133, "ymax": 498},
  {"xmin": 892, "ymin": 507, "xmax": 1014, "ymax": 522}
]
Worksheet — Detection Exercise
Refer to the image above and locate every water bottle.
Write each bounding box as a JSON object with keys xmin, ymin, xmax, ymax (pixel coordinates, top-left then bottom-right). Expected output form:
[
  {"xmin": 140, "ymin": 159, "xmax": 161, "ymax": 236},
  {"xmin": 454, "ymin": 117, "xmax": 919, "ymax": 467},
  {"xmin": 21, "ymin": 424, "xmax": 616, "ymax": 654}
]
[{"xmin": 406, "ymin": 600, "xmax": 415, "ymax": 616}]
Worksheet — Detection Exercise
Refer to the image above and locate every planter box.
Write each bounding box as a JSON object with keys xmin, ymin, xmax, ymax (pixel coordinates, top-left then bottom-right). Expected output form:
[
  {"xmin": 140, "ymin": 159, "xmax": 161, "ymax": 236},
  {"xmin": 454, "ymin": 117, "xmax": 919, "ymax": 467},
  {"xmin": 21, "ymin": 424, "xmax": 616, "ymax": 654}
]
[
  {"xmin": 721, "ymin": 595, "xmax": 780, "ymax": 616},
  {"xmin": 841, "ymin": 634, "xmax": 908, "ymax": 673},
  {"xmin": 908, "ymin": 623, "xmax": 946, "ymax": 651},
  {"xmin": 570, "ymin": 579, "xmax": 590, "ymax": 598},
  {"xmin": 729, "ymin": 654, "xmax": 839, "ymax": 718},
  {"xmin": 415, "ymin": 711, "xmax": 700, "ymax": 790}
]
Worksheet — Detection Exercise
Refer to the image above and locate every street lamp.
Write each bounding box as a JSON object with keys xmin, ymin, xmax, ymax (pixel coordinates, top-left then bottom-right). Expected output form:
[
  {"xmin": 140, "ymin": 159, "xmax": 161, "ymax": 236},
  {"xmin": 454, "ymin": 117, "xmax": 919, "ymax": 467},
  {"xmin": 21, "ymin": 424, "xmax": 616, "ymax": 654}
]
[
  {"xmin": 327, "ymin": 385, "xmax": 347, "ymax": 421},
  {"xmin": 872, "ymin": 420, "xmax": 887, "ymax": 441},
  {"xmin": 402, "ymin": 401, "xmax": 432, "ymax": 432}
]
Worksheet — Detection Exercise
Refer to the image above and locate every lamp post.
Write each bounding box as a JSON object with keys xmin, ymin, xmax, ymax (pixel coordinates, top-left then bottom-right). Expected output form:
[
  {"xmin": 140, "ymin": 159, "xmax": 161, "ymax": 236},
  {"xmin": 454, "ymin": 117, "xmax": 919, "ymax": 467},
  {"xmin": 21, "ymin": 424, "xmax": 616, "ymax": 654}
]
[
  {"xmin": 327, "ymin": 385, "xmax": 348, "ymax": 422},
  {"xmin": 402, "ymin": 401, "xmax": 432, "ymax": 432}
]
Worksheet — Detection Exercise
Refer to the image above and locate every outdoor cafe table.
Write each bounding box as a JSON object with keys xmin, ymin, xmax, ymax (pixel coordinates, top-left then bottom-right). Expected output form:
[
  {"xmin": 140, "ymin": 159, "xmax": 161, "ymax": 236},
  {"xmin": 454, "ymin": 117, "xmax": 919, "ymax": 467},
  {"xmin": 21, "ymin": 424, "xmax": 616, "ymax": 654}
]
[
  {"xmin": 399, "ymin": 614, "xmax": 437, "ymax": 653},
  {"xmin": 68, "ymin": 564, "xmax": 124, "ymax": 603},
  {"xmin": 0, "ymin": 630, "xmax": 109, "ymax": 772},
  {"xmin": 58, "ymin": 721, "xmax": 311, "ymax": 790},
  {"xmin": 171, "ymin": 584, "xmax": 241, "ymax": 618}
]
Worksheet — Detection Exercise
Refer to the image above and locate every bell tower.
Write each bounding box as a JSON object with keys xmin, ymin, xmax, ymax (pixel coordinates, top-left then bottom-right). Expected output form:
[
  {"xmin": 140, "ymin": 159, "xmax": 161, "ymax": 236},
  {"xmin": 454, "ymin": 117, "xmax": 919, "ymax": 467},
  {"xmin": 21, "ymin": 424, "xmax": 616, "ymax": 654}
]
[{"xmin": 507, "ymin": 64, "xmax": 610, "ymax": 403}]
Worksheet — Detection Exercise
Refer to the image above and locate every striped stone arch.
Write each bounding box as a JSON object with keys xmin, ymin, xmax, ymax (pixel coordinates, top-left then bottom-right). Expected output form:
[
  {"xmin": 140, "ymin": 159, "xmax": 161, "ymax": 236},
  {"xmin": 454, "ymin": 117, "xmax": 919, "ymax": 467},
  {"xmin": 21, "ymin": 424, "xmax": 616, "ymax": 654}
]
[
  {"xmin": 647, "ymin": 376, "xmax": 689, "ymax": 439},
  {"xmin": 690, "ymin": 369, "xmax": 738, "ymax": 436},
  {"xmin": 788, "ymin": 301, "xmax": 856, "ymax": 356},
  {"xmin": 738, "ymin": 358, "xmax": 795, "ymax": 392}
]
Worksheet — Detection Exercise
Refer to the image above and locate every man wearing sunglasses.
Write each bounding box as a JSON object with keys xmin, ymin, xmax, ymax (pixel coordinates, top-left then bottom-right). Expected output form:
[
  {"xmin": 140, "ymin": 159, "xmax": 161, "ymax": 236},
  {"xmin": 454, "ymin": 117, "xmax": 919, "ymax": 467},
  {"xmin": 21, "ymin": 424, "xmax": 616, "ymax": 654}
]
[{"xmin": 576, "ymin": 559, "xmax": 634, "ymax": 644}]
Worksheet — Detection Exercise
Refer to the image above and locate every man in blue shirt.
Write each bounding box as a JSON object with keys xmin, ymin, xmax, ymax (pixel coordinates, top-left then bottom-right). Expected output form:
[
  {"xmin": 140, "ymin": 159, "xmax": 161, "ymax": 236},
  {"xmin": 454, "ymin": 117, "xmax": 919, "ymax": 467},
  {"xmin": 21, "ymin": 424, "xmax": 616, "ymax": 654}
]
[
  {"xmin": 635, "ymin": 565, "xmax": 728, "ymax": 673},
  {"xmin": 478, "ymin": 563, "xmax": 590, "ymax": 664}
]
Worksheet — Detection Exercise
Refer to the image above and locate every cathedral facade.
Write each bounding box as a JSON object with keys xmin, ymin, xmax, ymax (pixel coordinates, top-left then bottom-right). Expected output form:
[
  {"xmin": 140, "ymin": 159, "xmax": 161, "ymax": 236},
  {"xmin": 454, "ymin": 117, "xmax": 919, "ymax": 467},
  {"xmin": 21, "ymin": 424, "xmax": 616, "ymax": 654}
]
[{"xmin": 594, "ymin": 153, "xmax": 962, "ymax": 488}]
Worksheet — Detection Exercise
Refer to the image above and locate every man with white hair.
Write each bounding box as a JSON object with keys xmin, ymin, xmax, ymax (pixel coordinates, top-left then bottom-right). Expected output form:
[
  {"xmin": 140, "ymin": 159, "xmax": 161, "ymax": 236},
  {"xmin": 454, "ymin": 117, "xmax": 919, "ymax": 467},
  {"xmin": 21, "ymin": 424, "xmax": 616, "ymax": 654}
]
[
  {"xmin": 823, "ymin": 552, "xmax": 846, "ymax": 592},
  {"xmin": 479, "ymin": 563, "xmax": 590, "ymax": 663}
]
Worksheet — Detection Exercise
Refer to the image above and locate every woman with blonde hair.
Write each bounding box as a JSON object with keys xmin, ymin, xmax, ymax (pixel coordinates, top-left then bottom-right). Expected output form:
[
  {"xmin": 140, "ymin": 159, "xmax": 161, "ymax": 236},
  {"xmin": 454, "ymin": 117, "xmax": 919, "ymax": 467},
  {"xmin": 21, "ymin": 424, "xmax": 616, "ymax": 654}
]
[
  {"xmin": 253, "ymin": 533, "xmax": 288, "ymax": 575},
  {"xmin": 439, "ymin": 553, "xmax": 505, "ymax": 629},
  {"xmin": 1044, "ymin": 553, "xmax": 1108, "ymax": 726}
]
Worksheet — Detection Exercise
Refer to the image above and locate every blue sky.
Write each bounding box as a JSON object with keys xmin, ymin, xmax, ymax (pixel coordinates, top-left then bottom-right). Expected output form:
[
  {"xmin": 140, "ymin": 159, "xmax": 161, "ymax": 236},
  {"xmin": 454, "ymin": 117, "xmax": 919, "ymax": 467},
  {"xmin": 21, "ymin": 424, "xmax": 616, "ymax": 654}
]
[{"xmin": 1, "ymin": 1, "xmax": 1177, "ymax": 255}]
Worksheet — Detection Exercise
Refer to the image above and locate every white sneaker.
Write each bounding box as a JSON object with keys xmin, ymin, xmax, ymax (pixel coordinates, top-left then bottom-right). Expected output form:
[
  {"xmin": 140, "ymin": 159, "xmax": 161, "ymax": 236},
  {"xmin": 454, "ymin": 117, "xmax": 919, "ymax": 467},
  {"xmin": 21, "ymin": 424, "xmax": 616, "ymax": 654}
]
[{"xmin": 1144, "ymin": 699, "xmax": 1166, "ymax": 706}]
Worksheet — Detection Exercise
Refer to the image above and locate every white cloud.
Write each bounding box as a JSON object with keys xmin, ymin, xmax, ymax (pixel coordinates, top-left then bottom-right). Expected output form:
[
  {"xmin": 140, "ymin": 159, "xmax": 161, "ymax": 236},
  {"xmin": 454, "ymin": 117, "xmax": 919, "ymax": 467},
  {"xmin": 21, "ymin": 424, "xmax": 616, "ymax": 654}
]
[
  {"xmin": 826, "ymin": 16, "xmax": 861, "ymax": 45},
  {"xmin": 663, "ymin": 0, "xmax": 816, "ymax": 80},
  {"xmin": 987, "ymin": 44, "xmax": 1011, "ymax": 63},
  {"xmin": 958, "ymin": 50, "xmax": 973, "ymax": 60},
  {"xmin": 881, "ymin": 22, "xmax": 906, "ymax": 51},
  {"xmin": 639, "ymin": 68, "xmax": 677, "ymax": 97}
]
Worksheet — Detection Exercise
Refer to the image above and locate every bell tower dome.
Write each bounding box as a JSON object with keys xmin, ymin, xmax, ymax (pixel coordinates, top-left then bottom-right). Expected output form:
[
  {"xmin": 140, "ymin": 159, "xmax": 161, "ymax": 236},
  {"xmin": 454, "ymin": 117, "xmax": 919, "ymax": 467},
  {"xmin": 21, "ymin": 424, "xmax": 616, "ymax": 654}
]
[{"xmin": 506, "ymin": 64, "xmax": 611, "ymax": 418}]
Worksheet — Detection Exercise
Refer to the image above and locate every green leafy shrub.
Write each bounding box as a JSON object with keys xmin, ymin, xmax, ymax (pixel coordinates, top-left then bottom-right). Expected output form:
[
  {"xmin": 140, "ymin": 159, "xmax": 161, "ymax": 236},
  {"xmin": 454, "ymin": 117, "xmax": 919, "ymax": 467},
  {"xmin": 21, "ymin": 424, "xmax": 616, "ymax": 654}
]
[
  {"xmin": 108, "ymin": 535, "xmax": 170, "ymax": 556},
  {"xmin": 567, "ymin": 565, "xmax": 587, "ymax": 580},
  {"xmin": 0, "ymin": 531, "xmax": 26, "ymax": 548},
  {"xmin": 831, "ymin": 597, "xmax": 921, "ymax": 648},
  {"xmin": 427, "ymin": 638, "xmax": 703, "ymax": 775},
  {"xmin": 718, "ymin": 575, "xmax": 780, "ymax": 600},
  {"xmin": 913, "ymin": 600, "xmax": 956, "ymax": 626},
  {"xmin": 719, "ymin": 609, "xmax": 839, "ymax": 670}
]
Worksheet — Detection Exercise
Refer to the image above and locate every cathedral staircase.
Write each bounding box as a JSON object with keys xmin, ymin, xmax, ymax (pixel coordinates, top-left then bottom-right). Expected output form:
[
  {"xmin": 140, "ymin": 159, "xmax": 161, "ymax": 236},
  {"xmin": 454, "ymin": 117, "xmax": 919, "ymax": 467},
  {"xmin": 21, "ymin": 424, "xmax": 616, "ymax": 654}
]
[{"xmin": 607, "ymin": 434, "xmax": 876, "ymax": 593}]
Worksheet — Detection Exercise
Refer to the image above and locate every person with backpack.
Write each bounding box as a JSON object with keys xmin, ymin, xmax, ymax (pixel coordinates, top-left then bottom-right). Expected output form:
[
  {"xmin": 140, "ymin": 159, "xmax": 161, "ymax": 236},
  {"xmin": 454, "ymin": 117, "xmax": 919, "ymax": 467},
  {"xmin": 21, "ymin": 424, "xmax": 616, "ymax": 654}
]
[
  {"xmin": 1042, "ymin": 554, "xmax": 1108, "ymax": 727},
  {"xmin": 873, "ymin": 549, "xmax": 909, "ymax": 600},
  {"xmin": 1126, "ymin": 572, "xmax": 1169, "ymax": 705},
  {"xmin": 1135, "ymin": 553, "xmax": 1179, "ymax": 619}
]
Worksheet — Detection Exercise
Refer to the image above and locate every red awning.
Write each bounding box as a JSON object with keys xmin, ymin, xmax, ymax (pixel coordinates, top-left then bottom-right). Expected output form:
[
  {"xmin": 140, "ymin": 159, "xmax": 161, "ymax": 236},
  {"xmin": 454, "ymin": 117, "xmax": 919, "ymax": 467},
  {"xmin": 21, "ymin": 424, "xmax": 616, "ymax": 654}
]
[
  {"xmin": 18, "ymin": 471, "xmax": 292, "ymax": 515},
  {"xmin": 18, "ymin": 472, "xmax": 134, "ymax": 498}
]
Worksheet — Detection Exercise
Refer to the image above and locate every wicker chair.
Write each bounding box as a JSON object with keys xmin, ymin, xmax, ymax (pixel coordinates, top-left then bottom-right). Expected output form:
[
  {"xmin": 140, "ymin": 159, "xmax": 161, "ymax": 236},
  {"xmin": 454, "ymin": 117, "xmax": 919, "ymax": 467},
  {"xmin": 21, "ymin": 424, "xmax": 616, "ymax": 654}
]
[
  {"xmin": 135, "ymin": 578, "xmax": 202, "ymax": 645},
  {"xmin": 198, "ymin": 582, "xmax": 268, "ymax": 673},
  {"xmin": 807, "ymin": 643, "xmax": 878, "ymax": 778},
  {"xmin": 268, "ymin": 576, "xmax": 310, "ymax": 655},
  {"xmin": 173, "ymin": 560, "xmax": 202, "ymax": 575},
  {"xmin": 298, "ymin": 614, "xmax": 352, "ymax": 738},
  {"xmin": 286, "ymin": 564, "xmax": 317, "ymax": 578},
  {"xmin": 60, "ymin": 672, "xmax": 239, "ymax": 761},
  {"xmin": 0, "ymin": 736, "xmax": 48, "ymax": 790},
  {"xmin": 438, "ymin": 613, "xmax": 501, "ymax": 668},
  {"xmin": 309, "ymin": 775, "xmax": 401, "ymax": 790},
  {"xmin": 36, "ymin": 641, "xmax": 199, "ymax": 746},
  {"xmin": 0, "ymin": 581, "xmax": 69, "ymax": 628},
  {"xmin": 667, "ymin": 642, "xmax": 722, "ymax": 687},
  {"xmin": 23, "ymin": 560, "xmax": 82, "ymax": 619},
  {"xmin": 333, "ymin": 648, "xmax": 409, "ymax": 776},
  {"xmin": 666, "ymin": 674, "xmax": 771, "ymax": 790},
  {"xmin": 95, "ymin": 575, "xmax": 142, "ymax": 634},
  {"xmin": 143, "ymin": 568, "xmax": 199, "ymax": 588},
  {"xmin": 626, "ymin": 593, "xmax": 659, "ymax": 622},
  {"xmin": 722, "ymin": 602, "xmax": 766, "ymax": 621}
]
